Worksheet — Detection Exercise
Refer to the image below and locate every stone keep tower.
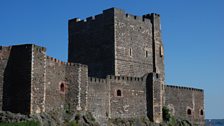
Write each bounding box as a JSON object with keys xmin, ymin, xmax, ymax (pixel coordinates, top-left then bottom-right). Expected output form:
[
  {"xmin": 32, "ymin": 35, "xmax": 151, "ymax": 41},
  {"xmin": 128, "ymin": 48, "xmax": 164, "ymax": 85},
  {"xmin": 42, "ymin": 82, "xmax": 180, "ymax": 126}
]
[
  {"xmin": 68, "ymin": 8, "xmax": 164, "ymax": 123},
  {"xmin": 68, "ymin": 8, "xmax": 164, "ymax": 80}
]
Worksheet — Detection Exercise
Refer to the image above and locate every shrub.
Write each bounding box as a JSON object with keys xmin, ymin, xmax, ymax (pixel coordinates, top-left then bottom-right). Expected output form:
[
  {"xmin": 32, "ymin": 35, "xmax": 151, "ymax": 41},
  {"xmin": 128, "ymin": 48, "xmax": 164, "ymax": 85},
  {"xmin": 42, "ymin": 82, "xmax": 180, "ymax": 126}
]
[{"xmin": 162, "ymin": 106, "xmax": 171, "ymax": 122}]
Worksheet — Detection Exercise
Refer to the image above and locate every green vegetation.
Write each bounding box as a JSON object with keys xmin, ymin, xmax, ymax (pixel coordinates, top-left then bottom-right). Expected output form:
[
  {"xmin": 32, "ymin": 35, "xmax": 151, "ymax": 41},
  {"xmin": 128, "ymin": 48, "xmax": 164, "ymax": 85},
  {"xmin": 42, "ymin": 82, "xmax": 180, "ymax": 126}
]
[
  {"xmin": 0, "ymin": 121, "xmax": 39, "ymax": 126},
  {"xmin": 163, "ymin": 106, "xmax": 171, "ymax": 122},
  {"xmin": 68, "ymin": 121, "xmax": 80, "ymax": 126},
  {"xmin": 163, "ymin": 106, "xmax": 192, "ymax": 126}
]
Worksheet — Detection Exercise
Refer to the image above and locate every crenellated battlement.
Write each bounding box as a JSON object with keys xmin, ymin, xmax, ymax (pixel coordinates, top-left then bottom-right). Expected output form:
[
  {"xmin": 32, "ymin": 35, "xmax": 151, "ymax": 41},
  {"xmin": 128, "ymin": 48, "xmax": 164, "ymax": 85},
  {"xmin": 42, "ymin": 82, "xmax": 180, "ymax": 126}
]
[
  {"xmin": 88, "ymin": 75, "xmax": 145, "ymax": 84},
  {"xmin": 69, "ymin": 8, "xmax": 160, "ymax": 26},
  {"xmin": 0, "ymin": 46, "xmax": 11, "ymax": 51},
  {"xmin": 69, "ymin": 13, "xmax": 103, "ymax": 25},
  {"xmin": 66, "ymin": 62, "xmax": 88, "ymax": 68},
  {"xmin": 113, "ymin": 7, "xmax": 159, "ymax": 23},
  {"xmin": 165, "ymin": 85, "xmax": 203, "ymax": 92},
  {"xmin": 46, "ymin": 55, "xmax": 87, "ymax": 68},
  {"xmin": 107, "ymin": 75, "xmax": 144, "ymax": 82},
  {"xmin": 47, "ymin": 55, "xmax": 65, "ymax": 65},
  {"xmin": 88, "ymin": 77, "xmax": 107, "ymax": 83},
  {"xmin": 32, "ymin": 44, "xmax": 46, "ymax": 52}
]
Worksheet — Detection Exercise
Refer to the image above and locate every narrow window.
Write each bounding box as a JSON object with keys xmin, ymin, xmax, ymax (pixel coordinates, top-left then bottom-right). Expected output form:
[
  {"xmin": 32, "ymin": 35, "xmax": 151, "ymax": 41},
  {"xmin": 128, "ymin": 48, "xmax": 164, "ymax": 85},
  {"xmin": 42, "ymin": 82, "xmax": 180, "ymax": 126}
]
[
  {"xmin": 156, "ymin": 74, "xmax": 159, "ymax": 78},
  {"xmin": 126, "ymin": 14, "xmax": 129, "ymax": 17},
  {"xmin": 160, "ymin": 45, "xmax": 164, "ymax": 57},
  {"xmin": 117, "ymin": 90, "xmax": 122, "ymax": 96},
  {"xmin": 200, "ymin": 109, "xmax": 204, "ymax": 116},
  {"xmin": 59, "ymin": 82, "xmax": 66, "ymax": 93},
  {"xmin": 187, "ymin": 109, "xmax": 192, "ymax": 115},
  {"xmin": 145, "ymin": 50, "xmax": 148, "ymax": 58},
  {"xmin": 129, "ymin": 48, "xmax": 132, "ymax": 57}
]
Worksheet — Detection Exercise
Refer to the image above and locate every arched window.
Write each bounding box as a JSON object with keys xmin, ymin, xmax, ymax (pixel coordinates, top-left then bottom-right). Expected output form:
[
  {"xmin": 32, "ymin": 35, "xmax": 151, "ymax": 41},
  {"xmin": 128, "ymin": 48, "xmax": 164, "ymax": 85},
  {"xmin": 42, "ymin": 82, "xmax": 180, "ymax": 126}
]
[
  {"xmin": 60, "ymin": 83, "xmax": 65, "ymax": 92},
  {"xmin": 200, "ymin": 109, "xmax": 204, "ymax": 116},
  {"xmin": 187, "ymin": 109, "xmax": 192, "ymax": 115},
  {"xmin": 117, "ymin": 90, "xmax": 122, "ymax": 96}
]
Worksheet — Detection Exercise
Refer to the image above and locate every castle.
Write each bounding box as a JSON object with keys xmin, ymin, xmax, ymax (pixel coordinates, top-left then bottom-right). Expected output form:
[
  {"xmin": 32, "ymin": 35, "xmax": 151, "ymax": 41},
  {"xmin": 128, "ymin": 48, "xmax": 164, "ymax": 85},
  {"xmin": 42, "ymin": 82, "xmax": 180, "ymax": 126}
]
[{"xmin": 0, "ymin": 8, "xmax": 204, "ymax": 125}]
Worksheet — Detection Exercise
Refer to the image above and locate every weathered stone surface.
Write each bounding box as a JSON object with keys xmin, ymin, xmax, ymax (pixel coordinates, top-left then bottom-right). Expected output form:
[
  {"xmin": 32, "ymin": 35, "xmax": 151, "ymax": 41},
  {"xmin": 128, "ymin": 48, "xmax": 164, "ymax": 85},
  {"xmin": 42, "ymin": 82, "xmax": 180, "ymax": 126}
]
[
  {"xmin": 1, "ymin": 45, "xmax": 32, "ymax": 114},
  {"xmin": 31, "ymin": 45, "xmax": 46, "ymax": 114},
  {"xmin": 0, "ymin": 7, "xmax": 204, "ymax": 125},
  {"xmin": 68, "ymin": 8, "xmax": 115, "ymax": 78},
  {"xmin": 164, "ymin": 85, "xmax": 204, "ymax": 125}
]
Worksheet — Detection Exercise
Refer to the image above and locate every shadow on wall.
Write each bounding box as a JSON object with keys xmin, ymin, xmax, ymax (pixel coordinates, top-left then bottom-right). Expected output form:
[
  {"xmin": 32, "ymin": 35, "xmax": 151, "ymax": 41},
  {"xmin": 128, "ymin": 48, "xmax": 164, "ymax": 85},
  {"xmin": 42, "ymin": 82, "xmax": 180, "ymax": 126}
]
[
  {"xmin": 2, "ymin": 45, "xmax": 32, "ymax": 114},
  {"xmin": 146, "ymin": 73, "xmax": 153, "ymax": 121}
]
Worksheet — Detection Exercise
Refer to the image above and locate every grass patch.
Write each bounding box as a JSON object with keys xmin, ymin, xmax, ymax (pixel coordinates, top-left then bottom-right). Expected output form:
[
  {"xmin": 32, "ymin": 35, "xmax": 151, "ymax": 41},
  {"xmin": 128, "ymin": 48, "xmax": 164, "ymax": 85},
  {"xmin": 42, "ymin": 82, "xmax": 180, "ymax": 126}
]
[
  {"xmin": 68, "ymin": 121, "xmax": 80, "ymax": 126},
  {"xmin": 0, "ymin": 121, "xmax": 39, "ymax": 126}
]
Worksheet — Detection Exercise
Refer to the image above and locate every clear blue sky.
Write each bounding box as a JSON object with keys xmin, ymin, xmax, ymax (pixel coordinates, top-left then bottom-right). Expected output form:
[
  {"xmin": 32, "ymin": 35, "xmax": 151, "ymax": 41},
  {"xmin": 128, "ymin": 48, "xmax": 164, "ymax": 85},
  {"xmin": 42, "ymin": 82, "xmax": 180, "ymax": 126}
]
[{"xmin": 0, "ymin": 0, "xmax": 223, "ymax": 119}]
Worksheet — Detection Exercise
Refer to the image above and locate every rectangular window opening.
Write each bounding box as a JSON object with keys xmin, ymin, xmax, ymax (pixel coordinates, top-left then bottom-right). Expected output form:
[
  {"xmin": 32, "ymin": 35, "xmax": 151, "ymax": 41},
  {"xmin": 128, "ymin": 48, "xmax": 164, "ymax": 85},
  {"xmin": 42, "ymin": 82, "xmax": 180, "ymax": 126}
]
[
  {"xmin": 145, "ymin": 50, "xmax": 148, "ymax": 58},
  {"xmin": 129, "ymin": 48, "xmax": 132, "ymax": 57}
]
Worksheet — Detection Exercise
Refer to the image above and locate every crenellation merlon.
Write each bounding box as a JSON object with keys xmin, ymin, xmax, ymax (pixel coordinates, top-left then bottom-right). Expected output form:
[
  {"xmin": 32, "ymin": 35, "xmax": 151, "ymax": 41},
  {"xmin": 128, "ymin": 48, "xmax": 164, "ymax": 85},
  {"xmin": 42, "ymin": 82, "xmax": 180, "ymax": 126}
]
[{"xmin": 86, "ymin": 16, "xmax": 95, "ymax": 21}]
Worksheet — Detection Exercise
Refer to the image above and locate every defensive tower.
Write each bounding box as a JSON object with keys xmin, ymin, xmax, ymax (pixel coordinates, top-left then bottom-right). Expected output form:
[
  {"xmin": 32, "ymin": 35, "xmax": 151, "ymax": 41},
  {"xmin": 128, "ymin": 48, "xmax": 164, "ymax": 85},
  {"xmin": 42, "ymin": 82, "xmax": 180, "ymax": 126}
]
[{"xmin": 68, "ymin": 8, "xmax": 164, "ymax": 80}]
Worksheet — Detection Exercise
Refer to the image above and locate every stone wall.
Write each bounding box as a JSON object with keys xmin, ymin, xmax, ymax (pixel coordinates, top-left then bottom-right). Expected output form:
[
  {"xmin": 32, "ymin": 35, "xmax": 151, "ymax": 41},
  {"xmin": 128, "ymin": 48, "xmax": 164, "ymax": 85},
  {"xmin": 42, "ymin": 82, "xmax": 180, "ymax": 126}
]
[
  {"xmin": 87, "ymin": 75, "xmax": 148, "ymax": 125},
  {"xmin": 0, "ymin": 7, "xmax": 205, "ymax": 125},
  {"xmin": 45, "ymin": 55, "xmax": 88, "ymax": 113},
  {"xmin": 88, "ymin": 77, "xmax": 109, "ymax": 125},
  {"xmin": 45, "ymin": 56, "xmax": 66, "ymax": 113},
  {"xmin": 65, "ymin": 63, "xmax": 88, "ymax": 112},
  {"xmin": 68, "ymin": 8, "xmax": 164, "ymax": 79},
  {"xmin": 0, "ymin": 46, "xmax": 11, "ymax": 111},
  {"xmin": 1, "ymin": 45, "xmax": 32, "ymax": 114},
  {"xmin": 108, "ymin": 75, "xmax": 147, "ymax": 119},
  {"xmin": 146, "ymin": 73, "xmax": 163, "ymax": 123},
  {"xmin": 68, "ymin": 8, "xmax": 115, "ymax": 78},
  {"xmin": 31, "ymin": 45, "xmax": 46, "ymax": 114},
  {"xmin": 114, "ymin": 9, "xmax": 154, "ymax": 77},
  {"xmin": 144, "ymin": 14, "xmax": 165, "ymax": 81},
  {"xmin": 164, "ymin": 85, "xmax": 204, "ymax": 125}
]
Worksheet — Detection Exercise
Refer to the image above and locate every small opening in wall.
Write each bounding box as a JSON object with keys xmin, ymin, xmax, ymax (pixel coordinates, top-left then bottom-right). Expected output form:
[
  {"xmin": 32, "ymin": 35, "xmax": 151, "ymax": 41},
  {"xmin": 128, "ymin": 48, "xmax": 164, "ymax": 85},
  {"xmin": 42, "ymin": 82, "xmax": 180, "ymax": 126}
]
[
  {"xmin": 117, "ymin": 90, "xmax": 122, "ymax": 96},
  {"xmin": 145, "ymin": 50, "xmax": 148, "ymax": 58},
  {"xmin": 187, "ymin": 109, "xmax": 192, "ymax": 115},
  {"xmin": 200, "ymin": 109, "xmax": 204, "ymax": 116},
  {"xmin": 60, "ymin": 83, "xmax": 65, "ymax": 93},
  {"xmin": 126, "ymin": 14, "xmax": 129, "ymax": 17},
  {"xmin": 160, "ymin": 45, "xmax": 164, "ymax": 57},
  {"xmin": 129, "ymin": 48, "xmax": 132, "ymax": 57},
  {"xmin": 156, "ymin": 74, "xmax": 159, "ymax": 78}
]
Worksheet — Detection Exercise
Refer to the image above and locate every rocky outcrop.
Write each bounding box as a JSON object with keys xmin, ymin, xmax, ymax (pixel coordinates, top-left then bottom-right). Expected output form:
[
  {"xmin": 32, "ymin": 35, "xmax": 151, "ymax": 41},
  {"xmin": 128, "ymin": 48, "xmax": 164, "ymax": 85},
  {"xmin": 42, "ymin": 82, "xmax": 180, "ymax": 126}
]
[
  {"xmin": 0, "ymin": 111, "xmax": 192, "ymax": 126},
  {"xmin": 0, "ymin": 111, "xmax": 99, "ymax": 126}
]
